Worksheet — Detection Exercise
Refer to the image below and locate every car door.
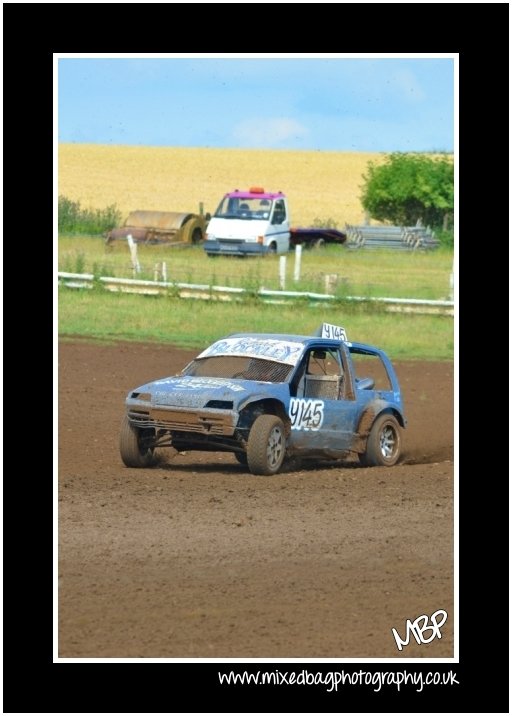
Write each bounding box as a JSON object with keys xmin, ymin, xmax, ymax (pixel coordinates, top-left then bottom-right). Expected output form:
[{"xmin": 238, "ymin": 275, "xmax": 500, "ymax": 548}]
[
  {"xmin": 287, "ymin": 345, "xmax": 360, "ymax": 453},
  {"xmin": 268, "ymin": 198, "xmax": 290, "ymax": 252}
]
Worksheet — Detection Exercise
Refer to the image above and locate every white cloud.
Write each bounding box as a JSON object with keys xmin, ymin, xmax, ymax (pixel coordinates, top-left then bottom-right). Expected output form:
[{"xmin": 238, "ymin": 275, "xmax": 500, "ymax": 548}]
[{"xmin": 232, "ymin": 117, "xmax": 309, "ymax": 147}]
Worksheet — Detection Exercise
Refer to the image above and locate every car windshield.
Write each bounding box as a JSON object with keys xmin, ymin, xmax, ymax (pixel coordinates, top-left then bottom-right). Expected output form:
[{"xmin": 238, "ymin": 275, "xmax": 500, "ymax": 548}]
[
  {"xmin": 182, "ymin": 356, "xmax": 292, "ymax": 383},
  {"xmin": 214, "ymin": 196, "xmax": 273, "ymax": 220}
]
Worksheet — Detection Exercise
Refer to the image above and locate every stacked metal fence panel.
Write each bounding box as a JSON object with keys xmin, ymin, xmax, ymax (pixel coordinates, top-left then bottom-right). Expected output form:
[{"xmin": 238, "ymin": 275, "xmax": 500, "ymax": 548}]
[{"xmin": 345, "ymin": 225, "xmax": 439, "ymax": 250}]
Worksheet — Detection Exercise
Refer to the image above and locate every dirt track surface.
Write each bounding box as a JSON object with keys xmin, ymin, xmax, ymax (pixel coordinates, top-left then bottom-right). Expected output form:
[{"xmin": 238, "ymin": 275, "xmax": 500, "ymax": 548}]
[{"xmin": 58, "ymin": 340, "xmax": 454, "ymax": 658}]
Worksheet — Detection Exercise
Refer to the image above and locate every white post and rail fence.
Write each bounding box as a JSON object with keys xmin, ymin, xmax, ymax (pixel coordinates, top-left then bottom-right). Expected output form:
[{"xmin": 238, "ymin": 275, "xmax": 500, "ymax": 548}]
[
  {"xmin": 58, "ymin": 271, "xmax": 454, "ymax": 316},
  {"xmin": 59, "ymin": 238, "xmax": 453, "ymax": 315}
]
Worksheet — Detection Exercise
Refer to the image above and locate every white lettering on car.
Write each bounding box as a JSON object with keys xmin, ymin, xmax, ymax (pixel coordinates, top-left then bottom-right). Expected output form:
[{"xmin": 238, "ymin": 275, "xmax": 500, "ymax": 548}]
[
  {"xmin": 198, "ymin": 338, "xmax": 303, "ymax": 365},
  {"xmin": 289, "ymin": 399, "xmax": 324, "ymax": 430},
  {"xmin": 320, "ymin": 322, "xmax": 347, "ymax": 341},
  {"xmin": 153, "ymin": 377, "xmax": 246, "ymax": 392}
]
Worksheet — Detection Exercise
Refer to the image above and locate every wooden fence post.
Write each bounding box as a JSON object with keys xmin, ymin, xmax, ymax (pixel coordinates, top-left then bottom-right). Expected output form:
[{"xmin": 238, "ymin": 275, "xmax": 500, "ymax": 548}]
[
  {"xmin": 279, "ymin": 256, "xmax": 287, "ymax": 290},
  {"xmin": 324, "ymin": 274, "xmax": 338, "ymax": 294},
  {"xmin": 294, "ymin": 245, "xmax": 302, "ymax": 282},
  {"xmin": 127, "ymin": 234, "xmax": 141, "ymax": 275}
]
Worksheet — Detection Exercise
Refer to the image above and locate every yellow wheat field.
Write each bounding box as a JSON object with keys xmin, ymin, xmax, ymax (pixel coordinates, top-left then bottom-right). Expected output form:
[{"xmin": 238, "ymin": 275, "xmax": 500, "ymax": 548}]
[{"xmin": 58, "ymin": 144, "xmax": 386, "ymax": 227}]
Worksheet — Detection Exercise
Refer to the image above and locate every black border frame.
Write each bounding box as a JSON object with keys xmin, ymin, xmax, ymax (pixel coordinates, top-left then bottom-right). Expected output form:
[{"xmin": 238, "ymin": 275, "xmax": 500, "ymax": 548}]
[{"xmin": 3, "ymin": 4, "xmax": 508, "ymax": 713}]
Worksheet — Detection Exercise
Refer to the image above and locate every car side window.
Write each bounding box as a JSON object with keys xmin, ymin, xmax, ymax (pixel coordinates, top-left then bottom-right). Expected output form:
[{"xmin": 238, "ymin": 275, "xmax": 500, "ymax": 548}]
[
  {"xmin": 349, "ymin": 349, "xmax": 392, "ymax": 391},
  {"xmin": 293, "ymin": 348, "xmax": 345, "ymax": 399}
]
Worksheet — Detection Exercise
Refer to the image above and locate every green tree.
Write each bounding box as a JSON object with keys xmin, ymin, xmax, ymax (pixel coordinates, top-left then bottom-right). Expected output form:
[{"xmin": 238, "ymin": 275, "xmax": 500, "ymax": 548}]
[{"xmin": 360, "ymin": 153, "xmax": 454, "ymax": 227}]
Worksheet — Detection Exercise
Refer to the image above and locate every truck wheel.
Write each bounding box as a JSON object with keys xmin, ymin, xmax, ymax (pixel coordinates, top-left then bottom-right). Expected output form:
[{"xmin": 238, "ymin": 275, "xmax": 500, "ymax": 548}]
[
  {"xmin": 247, "ymin": 414, "xmax": 286, "ymax": 475},
  {"xmin": 268, "ymin": 242, "xmax": 277, "ymax": 254},
  {"xmin": 191, "ymin": 228, "xmax": 203, "ymax": 244},
  {"xmin": 359, "ymin": 414, "xmax": 401, "ymax": 467},
  {"xmin": 120, "ymin": 415, "xmax": 157, "ymax": 468}
]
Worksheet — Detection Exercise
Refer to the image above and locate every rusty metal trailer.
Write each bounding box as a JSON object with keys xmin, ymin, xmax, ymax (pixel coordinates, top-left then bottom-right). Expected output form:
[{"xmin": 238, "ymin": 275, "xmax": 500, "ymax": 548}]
[{"xmin": 105, "ymin": 210, "xmax": 207, "ymax": 246}]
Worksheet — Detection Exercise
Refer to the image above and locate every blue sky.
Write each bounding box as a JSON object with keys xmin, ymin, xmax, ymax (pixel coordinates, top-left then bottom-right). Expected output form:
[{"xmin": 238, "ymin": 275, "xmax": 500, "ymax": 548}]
[{"xmin": 57, "ymin": 56, "xmax": 454, "ymax": 152}]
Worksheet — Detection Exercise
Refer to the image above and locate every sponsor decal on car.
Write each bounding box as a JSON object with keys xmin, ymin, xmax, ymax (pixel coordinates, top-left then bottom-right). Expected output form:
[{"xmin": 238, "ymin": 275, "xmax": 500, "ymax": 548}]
[
  {"xmin": 153, "ymin": 377, "xmax": 246, "ymax": 392},
  {"xmin": 198, "ymin": 337, "xmax": 303, "ymax": 365}
]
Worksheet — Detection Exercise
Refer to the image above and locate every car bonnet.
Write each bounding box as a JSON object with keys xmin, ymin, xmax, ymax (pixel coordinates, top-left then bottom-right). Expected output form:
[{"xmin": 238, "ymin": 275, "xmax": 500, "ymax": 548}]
[{"xmin": 130, "ymin": 375, "xmax": 284, "ymax": 409}]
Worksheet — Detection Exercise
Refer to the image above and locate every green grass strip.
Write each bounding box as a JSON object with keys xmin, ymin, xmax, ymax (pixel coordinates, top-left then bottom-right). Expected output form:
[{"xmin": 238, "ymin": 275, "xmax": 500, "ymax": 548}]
[{"xmin": 58, "ymin": 288, "xmax": 453, "ymax": 361}]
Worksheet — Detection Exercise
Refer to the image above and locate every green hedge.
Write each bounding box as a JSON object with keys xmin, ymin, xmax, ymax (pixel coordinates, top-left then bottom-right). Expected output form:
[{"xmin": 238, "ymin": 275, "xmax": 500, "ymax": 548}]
[{"xmin": 58, "ymin": 195, "xmax": 122, "ymax": 235}]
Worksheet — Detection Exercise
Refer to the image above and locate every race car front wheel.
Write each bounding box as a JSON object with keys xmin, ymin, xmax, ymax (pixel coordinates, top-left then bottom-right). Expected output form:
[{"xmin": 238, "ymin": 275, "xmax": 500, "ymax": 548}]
[
  {"xmin": 247, "ymin": 414, "xmax": 286, "ymax": 475},
  {"xmin": 234, "ymin": 451, "xmax": 248, "ymax": 466},
  {"xmin": 120, "ymin": 415, "xmax": 158, "ymax": 468},
  {"xmin": 360, "ymin": 413, "xmax": 401, "ymax": 467}
]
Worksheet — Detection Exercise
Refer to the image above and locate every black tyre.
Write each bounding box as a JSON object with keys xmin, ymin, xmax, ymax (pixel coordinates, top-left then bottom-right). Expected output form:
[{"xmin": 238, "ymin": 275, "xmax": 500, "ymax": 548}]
[
  {"xmin": 360, "ymin": 413, "xmax": 401, "ymax": 467},
  {"xmin": 314, "ymin": 238, "xmax": 325, "ymax": 249},
  {"xmin": 247, "ymin": 414, "xmax": 286, "ymax": 475},
  {"xmin": 191, "ymin": 228, "xmax": 203, "ymax": 244},
  {"xmin": 234, "ymin": 452, "xmax": 248, "ymax": 466},
  {"xmin": 268, "ymin": 242, "xmax": 277, "ymax": 254},
  {"xmin": 120, "ymin": 415, "xmax": 157, "ymax": 468}
]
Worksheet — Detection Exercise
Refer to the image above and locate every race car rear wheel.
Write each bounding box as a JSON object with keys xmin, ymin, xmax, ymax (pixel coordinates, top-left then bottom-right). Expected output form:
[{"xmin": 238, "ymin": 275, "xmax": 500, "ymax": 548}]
[
  {"xmin": 247, "ymin": 414, "xmax": 286, "ymax": 475},
  {"xmin": 360, "ymin": 413, "xmax": 401, "ymax": 467},
  {"xmin": 120, "ymin": 415, "xmax": 157, "ymax": 468}
]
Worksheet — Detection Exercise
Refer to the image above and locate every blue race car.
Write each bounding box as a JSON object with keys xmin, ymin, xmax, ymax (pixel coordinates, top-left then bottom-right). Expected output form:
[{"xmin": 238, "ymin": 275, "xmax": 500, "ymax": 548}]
[{"xmin": 120, "ymin": 323, "xmax": 406, "ymax": 475}]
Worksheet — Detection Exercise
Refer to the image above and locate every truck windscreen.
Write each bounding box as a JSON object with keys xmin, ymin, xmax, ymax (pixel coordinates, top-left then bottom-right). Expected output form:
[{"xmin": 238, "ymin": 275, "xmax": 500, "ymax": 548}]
[{"xmin": 214, "ymin": 196, "xmax": 272, "ymax": 220}]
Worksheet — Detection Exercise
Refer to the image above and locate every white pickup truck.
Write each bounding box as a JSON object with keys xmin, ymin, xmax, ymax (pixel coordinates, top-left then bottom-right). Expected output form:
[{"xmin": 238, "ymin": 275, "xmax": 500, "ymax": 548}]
[{"xmin": 204, "ymin": 187, "xmax": 346, "ymax": 257}]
